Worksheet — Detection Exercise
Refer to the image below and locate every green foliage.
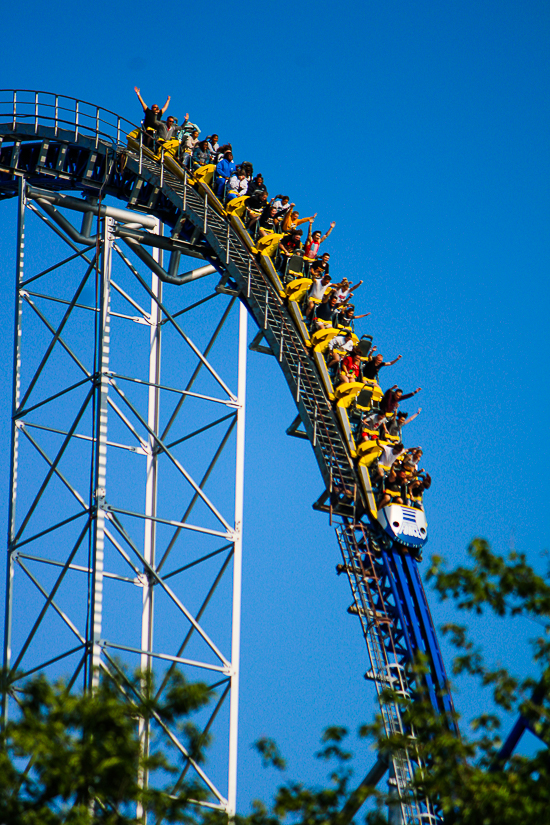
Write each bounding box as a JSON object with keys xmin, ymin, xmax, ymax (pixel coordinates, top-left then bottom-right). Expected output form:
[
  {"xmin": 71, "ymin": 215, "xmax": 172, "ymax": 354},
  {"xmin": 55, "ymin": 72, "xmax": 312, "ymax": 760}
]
[
  {"xmin": 229, "ymin": 539, "xmax": 550, "ymax": 825},
  {"xmin": 0, "ymin": 667, "xmax": 212, "ymax": 824},
  {"xmin": 1, "ymin": 539, "xmax": 549, "ymax": 824}
]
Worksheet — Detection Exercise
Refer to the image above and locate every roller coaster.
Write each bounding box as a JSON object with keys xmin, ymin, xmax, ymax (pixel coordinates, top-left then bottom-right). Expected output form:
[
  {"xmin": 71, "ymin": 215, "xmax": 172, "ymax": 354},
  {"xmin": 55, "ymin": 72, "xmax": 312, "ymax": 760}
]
[{"xmin": 0, "ymin": 90, "xmax": 456, "ymax": 823}]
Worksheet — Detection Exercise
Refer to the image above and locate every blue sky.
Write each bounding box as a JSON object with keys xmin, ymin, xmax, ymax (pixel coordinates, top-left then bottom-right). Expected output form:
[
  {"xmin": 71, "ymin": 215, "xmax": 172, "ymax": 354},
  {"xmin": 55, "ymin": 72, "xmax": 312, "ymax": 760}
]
[{"xmin": 1, "ymin": 0, "xmax": 549, "ymax": 812}]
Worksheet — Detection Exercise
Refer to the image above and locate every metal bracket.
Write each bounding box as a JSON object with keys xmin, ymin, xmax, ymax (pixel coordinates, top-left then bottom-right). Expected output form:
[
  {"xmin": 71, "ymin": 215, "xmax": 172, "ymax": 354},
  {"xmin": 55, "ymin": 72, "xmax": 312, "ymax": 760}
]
[
  {"xmin": 249, "ymin": 329, "xmax": 273, "ymax": 356},
  {"xmin": 286, "ymin": 413, "xmax": 308, "ymax": 439}
]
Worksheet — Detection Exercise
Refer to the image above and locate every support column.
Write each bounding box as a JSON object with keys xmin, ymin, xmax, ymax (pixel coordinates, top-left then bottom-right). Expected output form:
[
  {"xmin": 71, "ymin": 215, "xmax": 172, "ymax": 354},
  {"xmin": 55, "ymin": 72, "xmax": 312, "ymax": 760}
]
[
  {"xmin": 2, "ymin": 178, "xmax": 26, "ymax": 725},
  {"xmin": 90, "ymin": 217, "xmax": 113, "ymax": 689},
  {"xmin": 138, "ymin": 222, "xmax": 162, "ymax": 823},
  {"xmin": 227, "ymin": 302, "xmax": 247, "ymax": 815}
]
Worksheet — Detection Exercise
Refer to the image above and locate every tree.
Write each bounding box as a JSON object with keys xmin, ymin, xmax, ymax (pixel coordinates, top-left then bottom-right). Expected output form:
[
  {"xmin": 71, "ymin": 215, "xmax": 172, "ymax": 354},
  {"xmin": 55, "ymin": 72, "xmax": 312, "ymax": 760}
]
[
  {"xmin": 227, "ymin": 539, "xmax": 550, "ymax": 824},
  {"xmin": 0, "ymin": 668, "xmax": 212, "ymax": 824},
  {"xmin": 2, "ymin": 539, "xmax": 549, "ymax": 824}
]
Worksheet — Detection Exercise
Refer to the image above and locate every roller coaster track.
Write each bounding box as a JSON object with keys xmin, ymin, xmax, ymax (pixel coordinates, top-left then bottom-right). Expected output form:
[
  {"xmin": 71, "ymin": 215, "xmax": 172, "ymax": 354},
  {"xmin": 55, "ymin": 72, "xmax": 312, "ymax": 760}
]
[{"xmin": 0, "ymin": 91, "xmax": 455, "ymax": 823}]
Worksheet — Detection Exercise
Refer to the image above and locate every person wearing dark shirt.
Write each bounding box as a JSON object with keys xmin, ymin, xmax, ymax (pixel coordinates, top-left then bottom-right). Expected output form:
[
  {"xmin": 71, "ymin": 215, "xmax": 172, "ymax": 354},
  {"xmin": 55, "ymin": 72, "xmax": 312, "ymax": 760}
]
[
  {"xmin": 258, "ymin": 205, "xmax": 280, "ymax": 237},
  {"xmin": 388, "ymin": 408, "xmax": 422, "ymax": 439},
  {"xmin": 278, "ymin": 230, "xmax": 303, "ymax": 258},
  {"xmin": 362, "ymin": 353, "xmax": 402, "ymax": 382},
  {"xmin": 247, "ymin": 173, "xmax": 268, "ymax": 198},
  {"xmin": 380, "ymin": 386, "xmax": 422, "ymax": 414},
  {"xmin": 316, "ymin": 252, "xmax": 331, "ymax": 275},
  {"xmin": 313, "ymin": 294, "xmax": 339, "ymax": 331},
  {"xmin": 134, "ymin": 87, "xmax": 171, "ymax": 147},
  {"xmin": 333, "ymin": 304, "xmax": 371, "ymax": 331},
  {"xmin": 377, "ymin": 466, "xmax": 405, "ymax": 508},
  {"xmin": 245, "ymin": 191, "xmax": 269, "ymax": 229},
  {"xmin": 157, "ymin": 114, "xmax": 181, "ymax": 142},
  {"xmin": 409, "ymin": 472, "xmax": 431, "ymax": 511},
  {"xmin": 309, "ymin": 260, "xmax": 325, "ymax": 280}
]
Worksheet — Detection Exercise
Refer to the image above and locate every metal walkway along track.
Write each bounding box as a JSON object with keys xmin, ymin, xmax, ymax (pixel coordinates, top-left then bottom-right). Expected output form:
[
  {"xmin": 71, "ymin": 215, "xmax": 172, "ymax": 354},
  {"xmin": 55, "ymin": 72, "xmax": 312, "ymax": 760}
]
[{"xmin": 0, "ymin": 91, "xmax": 454, "ymax": 823}]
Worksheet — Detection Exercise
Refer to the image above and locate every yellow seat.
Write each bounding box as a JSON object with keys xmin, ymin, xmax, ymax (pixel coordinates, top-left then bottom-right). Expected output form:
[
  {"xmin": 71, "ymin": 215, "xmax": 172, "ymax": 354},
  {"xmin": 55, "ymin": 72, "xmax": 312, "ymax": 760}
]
[
  {"xmin": 335, "ymin": 326, "xmax": 359, "ymax": 345},
  {"xmin": 313, "ymin": 351, "xmax": 335, "ymax": 400},
  {"xmin": 336, "ymin": 407, "xmax": 357, "ymax": 456},
  {"xmin": 310, "ymin": 327, "xmax": 339, "ymax": 352},
  {"xmin": 126, "ymin": 129, "xmax": 157, "ymax": 161},
  {"xmin": 287, "ymin": 258, "xmax": 305, "ymax": 280},
  {"xmin": 288, "ymin": 302, "xmax": 311, "ymax": 348},
  {"xmin": 333, "ymin": 381, "xmax": 364, "ymax": 408},
  {"xmin": 256, "ymin": 232, "xmax": 284, "ymax": 258},
  {"xmin": 361, "ymin": 428, "xmax": 380, "ymax": 440},
  {"xmin": 157, "ymin": 138, "xmax": 180, "ymax": 159},
  {"xmin": 285, "ymin": 277, "xmax": 312, "ymax": 302},
  {"xmin": 354, "ymin": 380, "xmax": 383, "ymax": 413},
  {"xmin": 356, "ymin": 440, "xmax": 383, "ymax": 468},
  {"xmin": 358, "ymin": 464, "xmax": 378, "ymax": 519},
  {"xmin": 226, "ymin": 195, "xmax": 248, "ymax": 217},
  {"xmin": 194, "ymin": 164, "xmax": 215, "ymax": 185}
]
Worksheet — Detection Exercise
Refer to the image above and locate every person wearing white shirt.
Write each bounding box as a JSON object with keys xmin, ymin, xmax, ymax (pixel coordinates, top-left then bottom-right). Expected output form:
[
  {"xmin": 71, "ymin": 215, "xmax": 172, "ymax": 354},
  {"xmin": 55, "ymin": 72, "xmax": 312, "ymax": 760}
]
[
  {"xmin": 377, "ymin": 443, "xmax": 405, "ymax": 476},
  {"xmin": 207, "ymin": 134, "xmax": 219, "ymax": 156},
  {"xmin": 305, "ymin": 274, "xmax": 334, "ymax": 318},
  {"xmin": 327, "ymin": 331, "xmax": 354, "ymax": 368},
  {"xmin": 227, "ymin": 172, "xmax": 248, "ymax": 199},
  {"xmin": 334, "ymin": 277, "xmax": 364, "ymax": 304}
]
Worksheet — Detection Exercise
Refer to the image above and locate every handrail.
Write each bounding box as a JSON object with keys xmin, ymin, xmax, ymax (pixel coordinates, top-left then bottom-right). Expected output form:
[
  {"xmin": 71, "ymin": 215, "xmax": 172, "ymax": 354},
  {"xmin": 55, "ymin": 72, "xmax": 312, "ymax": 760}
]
[{"xmin": 0, "ymin": 89, "xmax": 139, "ymax": 148}]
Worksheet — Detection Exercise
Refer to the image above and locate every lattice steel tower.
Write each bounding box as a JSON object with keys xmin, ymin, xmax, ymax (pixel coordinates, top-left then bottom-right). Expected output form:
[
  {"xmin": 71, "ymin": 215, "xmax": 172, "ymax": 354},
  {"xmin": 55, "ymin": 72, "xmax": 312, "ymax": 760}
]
[{"xmin": 3, "ymin": 154, "xmax": 247, "ymax": 815}]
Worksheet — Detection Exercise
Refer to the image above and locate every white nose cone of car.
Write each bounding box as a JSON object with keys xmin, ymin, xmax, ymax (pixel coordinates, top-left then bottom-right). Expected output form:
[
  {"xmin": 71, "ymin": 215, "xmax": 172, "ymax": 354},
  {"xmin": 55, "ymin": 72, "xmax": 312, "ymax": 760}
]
[{"xmin": 377, "ymin": 504, "xmax": 428, "ymax": 549}]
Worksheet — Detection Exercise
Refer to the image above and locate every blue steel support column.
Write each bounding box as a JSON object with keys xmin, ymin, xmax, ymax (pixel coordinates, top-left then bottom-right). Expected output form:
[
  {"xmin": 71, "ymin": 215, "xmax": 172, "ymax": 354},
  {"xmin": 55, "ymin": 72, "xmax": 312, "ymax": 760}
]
[{"xmin": 89, "ymin": 217, "xmax": 113, "ymax": 689}]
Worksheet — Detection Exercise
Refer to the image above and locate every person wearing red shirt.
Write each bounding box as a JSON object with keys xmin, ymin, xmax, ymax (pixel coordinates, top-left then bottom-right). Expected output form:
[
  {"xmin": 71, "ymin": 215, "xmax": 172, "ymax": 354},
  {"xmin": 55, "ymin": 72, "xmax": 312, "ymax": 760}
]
[
  {"xmin": 340, "ymin": 352, "xmax": 362, "ymax": 384},
  {"xmin": 304, "ymin": 221, "xmax": 336, "ymax": 259},
  {"xmin": 380, "ymin": 385, "xmax": 422, "ymax": 414}
]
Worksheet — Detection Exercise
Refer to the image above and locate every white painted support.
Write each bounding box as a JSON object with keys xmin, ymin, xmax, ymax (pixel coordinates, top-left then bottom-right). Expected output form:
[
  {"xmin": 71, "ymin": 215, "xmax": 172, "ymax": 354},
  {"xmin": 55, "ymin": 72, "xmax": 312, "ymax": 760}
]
[
  {"xmin": 227, "ymin": 302, "xmax": 247, "ymax": 815},
  {"xmin": 138, "ymin": 219, "xmax": 162, "ymax": 824}
]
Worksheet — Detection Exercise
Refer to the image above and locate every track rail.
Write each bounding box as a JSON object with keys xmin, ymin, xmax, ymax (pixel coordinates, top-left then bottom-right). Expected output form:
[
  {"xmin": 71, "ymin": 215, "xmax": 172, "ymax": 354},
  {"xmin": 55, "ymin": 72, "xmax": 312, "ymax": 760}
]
[{"xmin": 0, "ymin": 91, "xmax": 455, "ymax": 822}]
